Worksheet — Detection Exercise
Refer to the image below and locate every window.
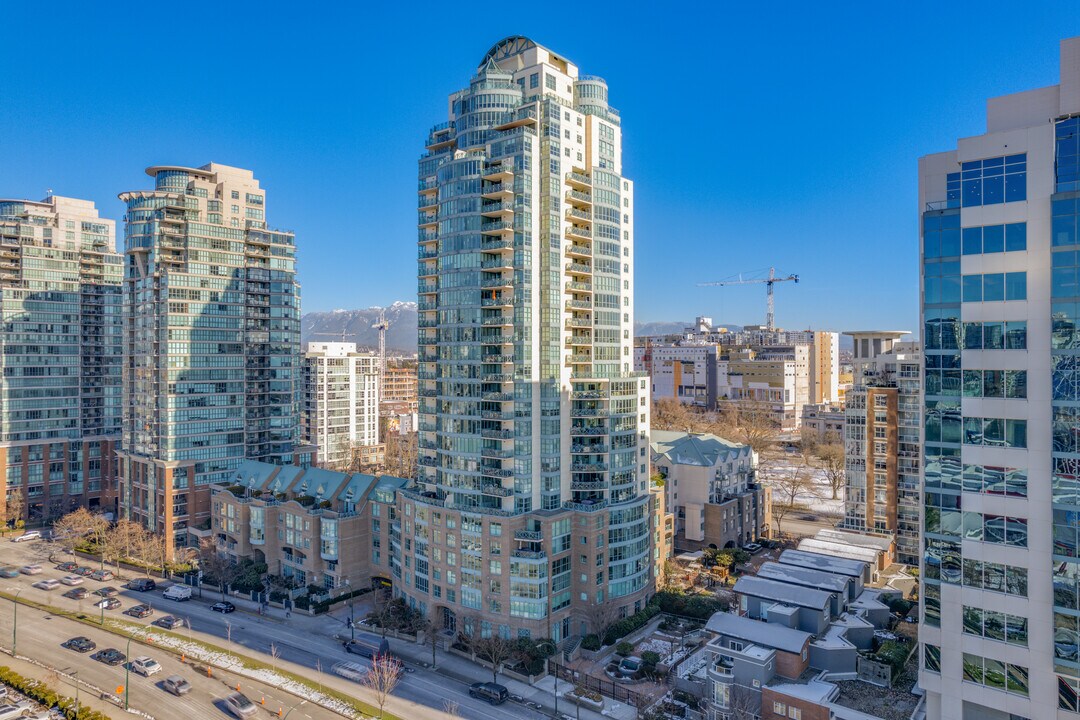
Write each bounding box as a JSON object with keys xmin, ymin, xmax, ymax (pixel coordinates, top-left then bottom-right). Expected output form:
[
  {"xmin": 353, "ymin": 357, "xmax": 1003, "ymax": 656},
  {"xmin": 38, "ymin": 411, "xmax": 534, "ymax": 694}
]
[
  {"xmin": 545, "ymin": 75, "xmax": 556, "ymax": 90},
  {"xmin": 529, "ymin": 73, "xmax": 539, "ymax": 88},
  {"xmin": 960, "ymin": 154, "xmax": 1026, "ymax": 207},
  {"xmin": 961, "ymin": 222, "xmax": 1026, "ymax": 254},
  {"xmin": 962, "ymin": 273, "xmax": 1026, "ymax": 302},
  {"xmin": 773, "ymin": 702, "xmax": 786, "ymax": 714},
  {"xmin": 788, "ymin": 708, "xmax": 801, "ymax": 720}
]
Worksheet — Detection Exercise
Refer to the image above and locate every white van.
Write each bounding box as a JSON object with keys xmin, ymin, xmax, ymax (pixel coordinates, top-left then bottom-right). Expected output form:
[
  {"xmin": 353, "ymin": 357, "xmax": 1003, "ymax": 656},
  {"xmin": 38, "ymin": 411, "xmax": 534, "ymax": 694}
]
[{"xmin": 162, "ymin": 585, "xmax": 192, "ymax": 601}]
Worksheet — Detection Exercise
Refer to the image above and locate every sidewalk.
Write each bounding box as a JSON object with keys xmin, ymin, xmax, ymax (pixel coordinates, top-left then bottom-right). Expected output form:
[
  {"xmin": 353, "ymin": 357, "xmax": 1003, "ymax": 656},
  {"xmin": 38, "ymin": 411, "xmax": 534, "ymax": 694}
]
[{"xmin": 182, "ymin": 585, "xmax": 641, "ymax": 720}]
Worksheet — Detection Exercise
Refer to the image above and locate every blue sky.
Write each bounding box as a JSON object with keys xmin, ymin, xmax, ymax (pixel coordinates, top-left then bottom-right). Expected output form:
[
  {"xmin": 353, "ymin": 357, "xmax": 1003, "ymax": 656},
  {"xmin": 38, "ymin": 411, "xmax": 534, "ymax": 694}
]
[{"xmin": 0, "ymin": 2, "xmax": 1077, "ymax": 332}]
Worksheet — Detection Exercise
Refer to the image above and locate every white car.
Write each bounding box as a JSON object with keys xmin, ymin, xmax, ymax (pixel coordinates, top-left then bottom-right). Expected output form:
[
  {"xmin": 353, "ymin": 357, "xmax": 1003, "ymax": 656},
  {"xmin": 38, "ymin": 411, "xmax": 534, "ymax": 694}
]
[
  {"xmin": 12, "ymin": 530, "xmax": 41, "ymax": 543},
  {"xmin": 224, "ymin": 692, "xmax": 258, "ymax": 718},
  {"xmin": 19, "ymin": 565, "xmax": 42, "ymax": 575},
  {"xmin": 60, "ymin": 575, "xmax": 84, "ymax": 586},
  {"xmin": 130, "ymin": 656, "xmax": 161, "ymax": 677},
  {"xmin": 32, "ymin": 579, "xmax": 60, "ymax": 591}
]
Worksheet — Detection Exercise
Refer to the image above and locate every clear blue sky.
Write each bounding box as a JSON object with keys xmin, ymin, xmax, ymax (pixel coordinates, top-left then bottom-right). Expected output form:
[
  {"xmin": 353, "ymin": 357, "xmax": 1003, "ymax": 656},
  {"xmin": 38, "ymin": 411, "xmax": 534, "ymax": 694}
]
[{"xmin": 0, "ymin": 2, "xmax": 1076, "ymax": 332}]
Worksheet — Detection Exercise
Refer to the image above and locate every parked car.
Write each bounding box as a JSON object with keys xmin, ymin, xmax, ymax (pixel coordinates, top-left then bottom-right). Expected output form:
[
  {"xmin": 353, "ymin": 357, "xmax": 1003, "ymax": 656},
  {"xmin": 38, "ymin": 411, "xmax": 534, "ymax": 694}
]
[
  {"xmin": 32, "ymin": 579, "xmax": 60, "ymax": 591},
  {"xmin": 162, "ymin": 675, "xmax": 191, "ymax": 696},
  {"xmin": 0, "ymin": 568, "xmax": 18, "ymax": 579},
  {"xmin": 0, "ymin": 703, "xmax": 33, "ymax": 720},
  {"xmin": 19, "ymin": 565, "xmax": 42, "ymax": 575},
  {"xmin": 57, "ymin": 562, "xmax": 79, "ymax": 573},
  {"xmin": 73, "ymin": 566, "xmax": 94, "ymax": 577},
  {"xmin": 93, "ymin": 586, "xmax": 119, "ymax": 597},
  {"xmin": 91, "ymin": 648, "xmax": 126, "ymax": 665},
  {"xmin": 60, "ymin": 575, "xmax": 84, "ymax": 586},
  {"xmin": 126, "ymin": 604, "xmax": 153, "ymax": 619},
  {"xmin": 127, "ymin": 578, "xmax": 156, "ymax": 592},
  {"xmin": 224, "ymin": 692, "xmax": 258, "ymax": 718},
  {"xmin": 89, "ymin": 569, "xmax": 114, "ymax": 582},
  {"xmin": 210, "ymin": 601, "xmax": 236, "ymax": 614},
  {"xmin": 162, "ymin": 585, "xmax": 192, "ymax": 601},
  {"xmin": 62, "ymin": 637, "xmax": 96, "ymax": 653},
  {"xmin": 12, "ymin": 530, "xmax": 41, "ymax": 543},
  {"xmin": 156, "ymin": 615, "xmax": 185, "ymax": 630},
  {"xmin": 343, "ymin": 633, "xmax": 390, "ymax": 658},
  {"xmin": 130, "ymin": 656, "xmax": 162, "ymax": 677},
  {"xmin": 63, "ymin": 588, "xmax": 89, "ymax": 600},
  {"xmin": 468, "ymin": 682, "xmax": 508, "ymax": 705},
  {"xmin": 94, "ymin": 598, "xmax": 121, "ymax": 610}
]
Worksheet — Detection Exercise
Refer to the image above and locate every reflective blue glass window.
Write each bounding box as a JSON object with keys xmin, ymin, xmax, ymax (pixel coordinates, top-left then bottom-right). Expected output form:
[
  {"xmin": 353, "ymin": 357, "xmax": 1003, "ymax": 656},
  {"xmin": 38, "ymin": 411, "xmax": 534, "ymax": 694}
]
[
  {"xmin": 961, "ymin": 155, "xmax": 1026, "ymax": 206},
  {"xmin": 963, "ymin": 227, "xmax": 982, "ymax": 255},
  {"xmin": 963, "ymin": 275, "xmax": 983, "ymax": 302},
  {"xmin": 1005, "ymin": 223, "xmax": 1027, "ymax": 252},
  {"xmin": 947, "ymin": 173, "xmax": 961, "ymax": 208},
  {"xmin": 1055, "ymin": 198, "xmax": 1079, "ymax": 248},
  {"xmin": 1006, "ymin": 273, "xmax": 1026, "ymax": 301},
  {"xmin": 1058, "ymin": 117, "xmax": 1080, "ymax": 193},
  {"xmin": 983, "ymin": 225, "xmax": 1005, "ymax": 253},
  {"xmin": 984, "ymin": 274, "xmax": 1005, "ymax": 302}
]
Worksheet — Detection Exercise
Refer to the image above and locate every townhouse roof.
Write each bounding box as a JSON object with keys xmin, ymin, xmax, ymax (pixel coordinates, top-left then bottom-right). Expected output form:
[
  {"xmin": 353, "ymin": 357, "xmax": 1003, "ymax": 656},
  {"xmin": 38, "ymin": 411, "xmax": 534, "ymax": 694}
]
[
  {"xmin": 757, "ymin": 562, "xmax": 851, "ymax": 594},
  {"xmin": 734, "ymin": 575, "xmax": 833, "ymax": 611},
  {"xmin": 705, "ymin": 612, "xmax": 812, "ymax": 655},
  {"xmin": 650, "ymin": 429, "xmax": 751, "ymax": 467},
  {"xmin": 778, "ymin": 549, "xmax": 868, "ymax": 579}
]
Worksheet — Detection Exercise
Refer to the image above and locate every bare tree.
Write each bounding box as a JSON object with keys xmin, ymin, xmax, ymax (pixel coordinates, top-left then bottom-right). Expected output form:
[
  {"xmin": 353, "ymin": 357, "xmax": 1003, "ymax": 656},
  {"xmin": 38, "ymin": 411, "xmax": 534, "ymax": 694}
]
[
  {"xmin": 2, "ymin": 487, "xmax": 25, "ymax": 531},
  {"xmin": 817, "ymin": 441, "xmax": 846, "ymax": 500},
  {"xmin": 198, "ymin": 538, "xmax": 239, "ymax": 600},
  {"xmin": 370, "ymin": 588, "xmax": 396, "ymax": 638},
  {"xmin": 442, "ymin": 700, "xmax": 460, "ymax": 718},
  {"xmin": 52, "ymin": 508, "xmax": 102, "ymax": 558},
  {"xmin": 651, "ymin": 398, "xmax": 699, "ymax": 432},
  {"xmin": 101, "ymin": 519, "xmax": 146, "ymax": 577},
  {"xmin": 417, "ymin": 616, "xmax": 441, "ymax": 667},
  {"xmin": 361, "ymin": 654, "xmax": 401, "ymax": 719},
  {"xmin": 382, "ymin": 431, "xmax": 418, "ymax": 479},
  {"xmin": 767, "ymin": 452, "xmax": 817, "ymax": 537},
  {"xmin": 717, "ymin": 400, "xmax": 780, "ymax": 456},
  {"xmin": 726, "ymin": 683, "xmax": 760, "ymax": 720},
  {"xmin": 583, "ymin": 601, "xmax": 619, "ymax": 645},
  {"xmin": 469, "ymin": 632, "xmax": 521, "ymax": 685},
  {"xmin": 269, "ymin": 642, "xmax": 280, "ymax": 674}
]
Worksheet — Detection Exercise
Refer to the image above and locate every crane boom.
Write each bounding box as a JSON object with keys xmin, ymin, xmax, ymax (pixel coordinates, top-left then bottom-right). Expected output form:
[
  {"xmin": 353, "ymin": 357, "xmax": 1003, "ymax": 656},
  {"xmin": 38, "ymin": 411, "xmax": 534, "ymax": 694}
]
[{"xmin": 697, "ymin": 267, "xmax": 799, "ymax": 331}]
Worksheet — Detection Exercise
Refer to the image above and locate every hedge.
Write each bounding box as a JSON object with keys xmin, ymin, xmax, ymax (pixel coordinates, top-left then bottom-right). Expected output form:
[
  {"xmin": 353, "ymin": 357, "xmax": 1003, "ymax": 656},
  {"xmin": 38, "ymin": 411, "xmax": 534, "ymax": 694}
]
[{"xmin": 0, "ymin": 665, "xmax": 112, "ymax": 720}]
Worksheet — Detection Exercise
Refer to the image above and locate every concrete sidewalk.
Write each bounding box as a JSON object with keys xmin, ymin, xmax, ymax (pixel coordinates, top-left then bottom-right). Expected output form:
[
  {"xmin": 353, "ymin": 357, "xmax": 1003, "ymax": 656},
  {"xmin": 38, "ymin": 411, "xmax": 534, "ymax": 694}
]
[{"xmin": 195, "ymin": 587, "xmax": 642, "ymax": 720}]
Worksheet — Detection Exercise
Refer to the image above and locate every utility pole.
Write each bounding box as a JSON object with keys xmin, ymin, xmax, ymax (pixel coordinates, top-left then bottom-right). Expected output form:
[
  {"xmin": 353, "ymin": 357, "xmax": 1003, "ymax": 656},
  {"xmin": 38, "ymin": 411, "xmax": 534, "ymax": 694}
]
[
  {"xmin": 124, "ymin": 635, "xmax": 133, "ymax": 710},
  {"xmin": 11, "ymin": 589, "xmax": 21, "ymax": 654}
]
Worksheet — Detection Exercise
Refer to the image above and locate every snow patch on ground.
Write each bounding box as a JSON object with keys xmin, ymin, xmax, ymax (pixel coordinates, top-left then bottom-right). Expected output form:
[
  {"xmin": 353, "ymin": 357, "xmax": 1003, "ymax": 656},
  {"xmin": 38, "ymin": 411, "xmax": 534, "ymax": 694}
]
[{"xmin": 761, "ymin": 459, "xmax": 845, "ymax": 515}]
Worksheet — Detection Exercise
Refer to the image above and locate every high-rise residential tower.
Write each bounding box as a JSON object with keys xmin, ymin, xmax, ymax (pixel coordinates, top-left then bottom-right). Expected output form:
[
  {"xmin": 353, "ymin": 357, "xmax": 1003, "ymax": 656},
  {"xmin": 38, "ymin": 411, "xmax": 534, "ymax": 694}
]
[
  {"xmin": 840, "ymin": 331, "xmax": 921, "ymax": 565},
  {"xmin": 402, "ymin": 37, "xmax": 655, "ymax": 641},
  {"xmin": 117, "ymin": 164, "xmax": 309, "ymax": 551},
  {"xmin": 302, "ymin": 341, "xmax": 380, "ymax": 469},
  {"xmin": 919, "ymin": 36, "xmax": 1080, "ymax": 720},
  {"xmin": 0, "ymin": 196, "xmax": 122, "ymax": 524}
]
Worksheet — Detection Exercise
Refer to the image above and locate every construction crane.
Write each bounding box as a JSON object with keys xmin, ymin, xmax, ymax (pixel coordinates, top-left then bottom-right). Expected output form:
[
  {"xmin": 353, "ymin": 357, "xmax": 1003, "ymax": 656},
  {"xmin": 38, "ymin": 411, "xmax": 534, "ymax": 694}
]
[
  {"xmin": 372, "ymin": 309, "xmax": 391, "ymax": 398},
  {"xmin": 697, "ymin": 267, "xmax": 799, "ymax": 332},
  {"xmin": 308, "ymin": 330, "xmax": 350, "ymax": 343}
]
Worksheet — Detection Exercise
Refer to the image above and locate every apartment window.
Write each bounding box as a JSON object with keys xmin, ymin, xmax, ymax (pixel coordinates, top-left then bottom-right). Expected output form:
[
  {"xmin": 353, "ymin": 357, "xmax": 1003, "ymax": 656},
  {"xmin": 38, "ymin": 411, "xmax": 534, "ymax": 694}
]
[
  {"xmin": 788, "ymin": 709, "xmax": 801, "ymax": 720},
  {"xmin": 545, "ymin": 75, "xmax": 556, "ymax": 90},
  {"xmin": 962, "ymin": 223, "xmax": 1026, "ymax": 254},
  {"xmin": 773, "ymin": 702, "xmax": 786, "ymax": 715},
  {"xmin": 960, "ymin": 154, "xmax": 1027, "ymax": 207}
]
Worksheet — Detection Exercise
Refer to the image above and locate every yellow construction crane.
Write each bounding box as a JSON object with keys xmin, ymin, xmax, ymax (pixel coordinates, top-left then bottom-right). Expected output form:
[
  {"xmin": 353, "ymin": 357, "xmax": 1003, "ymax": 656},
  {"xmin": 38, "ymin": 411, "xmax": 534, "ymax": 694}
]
[{"xmin": 697, "ymin": 267, "xmax": 799, "ymax": 332}]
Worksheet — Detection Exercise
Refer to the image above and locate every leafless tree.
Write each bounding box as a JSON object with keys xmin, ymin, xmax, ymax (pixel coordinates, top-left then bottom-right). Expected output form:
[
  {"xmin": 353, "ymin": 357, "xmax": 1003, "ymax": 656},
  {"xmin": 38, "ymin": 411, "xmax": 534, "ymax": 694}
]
[
  {"xmin": 370, "ymin": 588, "xmax": 395, "ymax": 638},
  {"xmin": 583, "ymin": 601, "xmax": 619, "ymax": 645},
  {"xmin": 2, "ymin": 487, "xmax": 25, "ymax": 531},
  {"xmin": 442, "ymin": 700, "xmax": 460, "ymax": 718},
  {"xmin": 382, "ymin": 431, "xmax": 418, "ymax": 479},
  {"xmin": 767, "ymin": 451, "xmax": 817, "ymax": 537},
  {"xmin": 417, "ymin": 616, "xmax": 441, "ymax": 667},
  {"xmin": 817, "ymin": 441, "xmax": 846, "ymax": 500},
  {"xmin": 717, "ymin": 400, "xmax": 780, "ymax": 456},
  {"xmin": 102, "ymin": 519, "xmax": 146, "ymax": 578},
  {"xmin": 269, "ymin": 642, "xmax": 279, "ymax": 674},
  {"xmin": 468, "ymin": 630, "xmax": 521, "ymax": 685},
  {"xmin": 361, "ymin": 654, "xmax": 401, "ymax": 719},
  {"xmin": 52, "ymin": 507, "xmax": 103, "ymax": 557},
  {"xmin": 198, "ymin": 538, "xmax": 239, "ymax": 600},
  {"xmin": 726, "ymin": 683, "xmax": 760, "ymax": 720}
]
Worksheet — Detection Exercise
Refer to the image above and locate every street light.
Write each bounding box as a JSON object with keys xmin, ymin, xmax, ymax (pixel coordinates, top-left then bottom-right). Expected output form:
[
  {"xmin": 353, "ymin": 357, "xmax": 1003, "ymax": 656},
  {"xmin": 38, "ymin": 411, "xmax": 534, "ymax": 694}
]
[
  {"xmin": 10, "ymin": 589, "xmax": 22, "ymax": 655},
  {"xmin": 123, "ymin": 635, "xmax": 133, "ymax": 710},
  {"xmin": 537, "ymin": 639, "xmax": 559, "ymax": 717}
]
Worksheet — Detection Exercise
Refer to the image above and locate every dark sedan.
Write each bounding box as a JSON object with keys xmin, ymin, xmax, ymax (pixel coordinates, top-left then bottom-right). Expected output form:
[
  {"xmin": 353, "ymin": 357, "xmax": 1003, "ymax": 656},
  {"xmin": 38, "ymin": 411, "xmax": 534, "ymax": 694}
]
[
  {"xmin": 156, "ymin": 615, "xmax": 185, "ymax": 630},
  {"xmin": 63, "ymin": 588, "xmax": 89, "ymax": 600},
  {"xmin": 73, "ymin": 566, "xmax": 94, "ymax": 577},
  {"xmin": 57, "ymin": 562, "xmax": 79, "ymax": 573},
  {"xmin": 126, "ymin": 604, "xmax": 153, "ymax": 619},
  {"xmin": 62, "ymin": 636, "xmax": 96, "ymax": 653},
  {"xmin": 210, "ymin": 601, "xmax": 236, "ymax": 614},
  {"xmin": 93, "ymin": 587, "xmax": 119, "ymax": 598},
  {"xmin": 91, "ymin": 648, "xmax": 126, "ymax": 665}
]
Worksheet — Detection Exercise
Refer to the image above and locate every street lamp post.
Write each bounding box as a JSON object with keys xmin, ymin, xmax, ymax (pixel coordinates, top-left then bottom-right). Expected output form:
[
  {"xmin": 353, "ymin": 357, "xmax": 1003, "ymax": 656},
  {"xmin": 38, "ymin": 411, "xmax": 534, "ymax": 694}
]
[
  {"xmin": 11, "ymin": 589, "xmax": 22, "ymax": 655},
  {"xmin": 282, "ymin": 700, "xmax": 307, "ymax": 718},
  {"xmin": 537, "ymin": 639, "xmax": 558, "ymax": 717},
  {"xmin": 124, "ymin": 635, "xmax": 132, "ymax": 710}
]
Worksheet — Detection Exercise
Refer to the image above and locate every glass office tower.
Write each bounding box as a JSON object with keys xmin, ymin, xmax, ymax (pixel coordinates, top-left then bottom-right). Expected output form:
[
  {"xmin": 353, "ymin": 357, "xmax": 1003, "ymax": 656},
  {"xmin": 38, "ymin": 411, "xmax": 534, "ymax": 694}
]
[
  {"xmin": 117, "ymin": 164, "xmax": 308, "ymax": 551},
  {"xmin": 919, "ymin": 36, "xmax": 1080, "ymax": 720},
  {"xmin": 396, "ymin": 37, "xmax": 655, "ymax": 642},
  {"xmin": 0, "ymin": 196, "xmax": 122, "ymax": 524}
]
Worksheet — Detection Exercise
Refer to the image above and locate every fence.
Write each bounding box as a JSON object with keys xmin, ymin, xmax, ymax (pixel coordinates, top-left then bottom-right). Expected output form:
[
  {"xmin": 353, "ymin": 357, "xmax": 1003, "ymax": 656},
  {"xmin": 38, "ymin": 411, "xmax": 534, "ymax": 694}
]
[{"xmin": 549, "ymin": 660, "xmax": 647, "ymax": 707}]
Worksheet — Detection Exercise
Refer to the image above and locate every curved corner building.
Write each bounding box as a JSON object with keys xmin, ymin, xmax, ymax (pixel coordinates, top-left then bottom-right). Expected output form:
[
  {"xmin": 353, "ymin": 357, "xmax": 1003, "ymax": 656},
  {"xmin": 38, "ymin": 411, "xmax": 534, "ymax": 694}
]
[{"xmin": 397, "ymin": 37, "xmax": 656, "ymax": 641}]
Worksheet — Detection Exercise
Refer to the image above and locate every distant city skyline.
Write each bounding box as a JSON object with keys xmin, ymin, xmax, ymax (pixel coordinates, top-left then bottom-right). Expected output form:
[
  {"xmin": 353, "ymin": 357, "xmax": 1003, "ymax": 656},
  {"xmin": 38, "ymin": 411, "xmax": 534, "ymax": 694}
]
[{"xmin": 0, "ymin": 4, "xmax": 1077, "ymax": 331}]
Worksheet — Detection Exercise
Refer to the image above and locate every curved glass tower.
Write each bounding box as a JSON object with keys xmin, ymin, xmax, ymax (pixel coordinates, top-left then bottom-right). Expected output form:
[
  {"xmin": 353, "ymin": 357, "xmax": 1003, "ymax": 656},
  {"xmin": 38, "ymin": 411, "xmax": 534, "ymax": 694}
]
[{"xmin": 398, "ymin": 37, "xmax": 655, "ymax": 642}]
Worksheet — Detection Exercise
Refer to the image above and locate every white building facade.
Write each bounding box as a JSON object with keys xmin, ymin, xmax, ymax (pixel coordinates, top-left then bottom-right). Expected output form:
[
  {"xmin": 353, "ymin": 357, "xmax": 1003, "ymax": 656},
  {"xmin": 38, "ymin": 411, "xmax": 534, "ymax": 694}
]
[
  {"xmin": 302, "ymin": 342, "xmax": 380, "ymax": 469},
  {"xmin": 919, "ymin": 36, "xmax": 1080, "ymax": 720}
]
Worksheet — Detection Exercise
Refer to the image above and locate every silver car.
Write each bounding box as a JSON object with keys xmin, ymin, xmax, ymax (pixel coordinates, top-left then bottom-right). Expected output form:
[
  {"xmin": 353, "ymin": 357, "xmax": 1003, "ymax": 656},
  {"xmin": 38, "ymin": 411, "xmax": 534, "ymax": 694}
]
[
  {"xmin": 162, "ymin": 675, "xmax": 191, "ymax": 696},
  {"xmin": 224, "ymin": 692, "xmax": 258, "ymax": 718}
]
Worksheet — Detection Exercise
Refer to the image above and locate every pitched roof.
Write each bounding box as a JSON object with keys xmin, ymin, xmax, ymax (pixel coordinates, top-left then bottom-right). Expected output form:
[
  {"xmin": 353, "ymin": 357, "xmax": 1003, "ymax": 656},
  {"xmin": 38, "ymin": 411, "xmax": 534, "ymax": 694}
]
[
  {"xmin": 757, "ymin": 562, "xmax": 852, "ymax": 594},
  {"xmin": 778, "ymin": 549, "xmax": 868, "ymax": 579},
  {"xmin": 650, "ymin": 429, "xmax": 750, "ymax": 467},
  {"xmin": 705, "ymin": 612, "xmax": 812, "ymax": 654},
  {"xmin": 734, "ymin": 575, "xmax": 833, "ymax": 610}
]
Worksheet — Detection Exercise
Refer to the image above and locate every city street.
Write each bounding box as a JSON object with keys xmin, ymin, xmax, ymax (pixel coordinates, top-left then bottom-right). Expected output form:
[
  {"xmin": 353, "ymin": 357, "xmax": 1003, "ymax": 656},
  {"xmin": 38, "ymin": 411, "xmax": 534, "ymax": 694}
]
[{"xmin": 0, "ymin": 539, "xmax": 594, "ymax": 720}]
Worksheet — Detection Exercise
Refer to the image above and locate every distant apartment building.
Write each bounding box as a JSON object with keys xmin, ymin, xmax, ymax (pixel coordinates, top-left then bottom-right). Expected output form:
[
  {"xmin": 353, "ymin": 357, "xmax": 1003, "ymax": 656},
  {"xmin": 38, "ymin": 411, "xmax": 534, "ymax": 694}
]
[
  {"xmin": 380, "ymin": 363, "xmax": 418, "ymax": 411},
  {"xmin": 209, "ymin": 460, "xmax": 404, "ymax": 591},
  {"xmin": 0, "ymin": 196, "xmax": 122, "ymax": 524},
  {"xmin": 650, "ymin": 430, "xmax": 768, "ymax": 550},
  {"xmin": 839, "ymin": 332, "xmax": 921, "ymax": 565},
  {"xmin": 407, "ymin": 36, "xmax": 656, "ymax": 643},
  {"xmin": 635, "ymin": 321, "xmax": 837, "ymax": 429},
  {"xmin": 302, "ymin": 342, "xmax": 380, "ymax": 470},
  {"xmin": 917, "ymin": 37, "xmax": 1080, "ymax": 719},
  {"xmin": 800, "ymin": 403, "xmax": 845, "ymax": 445},
  {"xmin": 117, "ymin": 164, "xmax": 310, "ymax": 552}
]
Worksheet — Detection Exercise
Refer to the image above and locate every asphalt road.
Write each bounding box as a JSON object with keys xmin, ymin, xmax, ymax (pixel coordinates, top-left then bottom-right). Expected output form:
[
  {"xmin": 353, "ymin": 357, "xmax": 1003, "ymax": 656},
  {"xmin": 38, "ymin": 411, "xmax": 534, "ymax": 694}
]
[{"xmin": 0, "ymin": 540, "xmax": 559, "ymax": 720}]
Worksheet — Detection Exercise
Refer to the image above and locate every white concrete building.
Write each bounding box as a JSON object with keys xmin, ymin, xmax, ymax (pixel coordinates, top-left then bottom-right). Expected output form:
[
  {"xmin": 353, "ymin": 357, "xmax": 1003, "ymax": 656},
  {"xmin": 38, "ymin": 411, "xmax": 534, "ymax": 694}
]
[
  {"xmin": 302, "ymin": 342, "xmax": 380, "ymax": 469},
  {"xmin": 918, "ymin": 36, "xmax": 1080, "ymax": 720}
]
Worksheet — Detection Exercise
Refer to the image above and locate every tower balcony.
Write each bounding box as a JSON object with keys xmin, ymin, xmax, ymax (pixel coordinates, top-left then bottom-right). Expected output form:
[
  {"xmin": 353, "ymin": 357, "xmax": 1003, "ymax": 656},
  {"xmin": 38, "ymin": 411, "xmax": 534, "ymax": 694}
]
[
  {"xmin": 481, "ymin": 220, "xmax": 514, "ymax": 236},
  {"xmin": 566, "ymin": 243, "xmax": 592, "ymax": 258},
  {"xmin": 566, "ymin": 207, "xmax": 591, "ymax": 221},
  {"xmin": 568, "ymin": 353, "xmax": 593, "ymax": 365},
  {"xmin": 481, "ymin": 295, "xmax": 514, "ymax": 308},
  {"xmin": 418, "ymin": 212, "xmax": 437, "ymax": 228},
  {"xmin": 567, "ymin": 262, "xmax": 592, "ymax": 276},
  {"xmin": 567, "ymin": 189, "xmax": 592, "ymax": 207},
  {"xmin": 566, "ymin": 281, "xmax": 592, "ymax": 293},
  {"xmin": 418, "ymin": 195, "xmax": 437, "ymax": 211},
  {"xmin": 567, "ymin": 170, "xmax": 591, "ymax": 189},
  {"xmin": 566, "ymin": 225, "xmax": 592, "ymax": 240},
  {"xmin": 481, "ymin": 258, "xmax": 513, "ymax": 271},
  {"xmin": 483, "ymin": 165, "xmax": 513, "ymax": 182},
  {"xmin": 482, "ymin": 183, "xmax": 512, "ymax": 199},
  {"xmin": 481, "ymin": 275, "xmax": 513, "ymax": 290},
  {"xmin": 481, "ymin": 238, "xmax": 513, "ymax": 253},
  {"xmin": 481, "ymin": 315, "xmax": 513, "ymax": 326},
  {"xmin": 566, "ymin": 317, "xmax": 592, "ymax": 329},
  {"xmin": 481, "ymin": 201, "xmax": 514, "ymax": 217}
]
